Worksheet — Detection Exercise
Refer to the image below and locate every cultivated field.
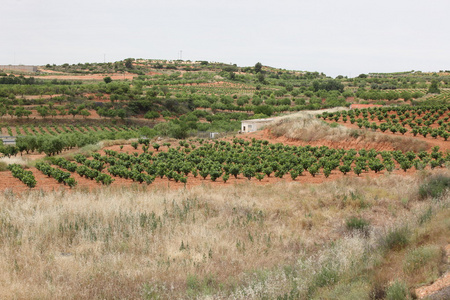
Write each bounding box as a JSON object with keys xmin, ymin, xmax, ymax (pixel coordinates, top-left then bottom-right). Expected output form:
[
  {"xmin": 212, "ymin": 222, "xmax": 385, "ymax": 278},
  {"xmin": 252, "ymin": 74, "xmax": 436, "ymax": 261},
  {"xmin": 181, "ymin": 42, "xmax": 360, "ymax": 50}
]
[{"xmin": 0, "ymin": 59, "xmax": 449, "ymax": 299}]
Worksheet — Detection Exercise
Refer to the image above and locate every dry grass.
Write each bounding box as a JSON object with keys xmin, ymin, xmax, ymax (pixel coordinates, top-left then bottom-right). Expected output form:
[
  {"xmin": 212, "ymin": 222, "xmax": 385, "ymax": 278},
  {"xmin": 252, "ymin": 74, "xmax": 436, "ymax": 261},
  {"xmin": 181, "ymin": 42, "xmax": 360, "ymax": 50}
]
[
  {"xmin": 0, "ymin": 155, "xmax": 30, "ymax": 166},
  {"xmin": 267, "ymin": 113, "xmax": 429, "ymax": 152},
  {"xmin": 0, "ymin": 169, "xmax": 448, "ymax": 299}
]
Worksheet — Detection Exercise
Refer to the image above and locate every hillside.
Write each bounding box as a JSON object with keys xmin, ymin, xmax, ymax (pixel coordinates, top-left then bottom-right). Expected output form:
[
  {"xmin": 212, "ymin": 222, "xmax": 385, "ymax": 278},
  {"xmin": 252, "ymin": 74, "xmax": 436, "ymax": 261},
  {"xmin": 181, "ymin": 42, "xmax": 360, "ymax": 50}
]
[{"xmin": 0, "ymin": 59, "xmax": 449, "ymax": 299}]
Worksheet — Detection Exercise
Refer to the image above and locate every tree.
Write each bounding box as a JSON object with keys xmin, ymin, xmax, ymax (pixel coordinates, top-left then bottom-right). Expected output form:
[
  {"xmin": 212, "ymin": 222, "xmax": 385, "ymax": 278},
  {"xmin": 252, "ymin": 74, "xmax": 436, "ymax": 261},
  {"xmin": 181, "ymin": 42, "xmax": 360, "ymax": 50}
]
[
  {"xmin": 103, "ymin": 76, "xmax": 112, "ymax": 84},
  {"xmin": 116, "ymin": 108, "xmax": 126, "ymax": 120},
  {"xmin": 16, "ymin": 136, "xmax": 38, "ymax": 154},
  {"xmin": 257, "ymin": 72, "xmax": 265, "ymax": 83},
  {"xmin": 427, "ymin": 79, "xmax": 440, "ymax": 94},
  {"xmin": 80, "ymin": 109, "xmax": 91, "ymax": 119},
  {"xmin": 36, "ymin": 106, "xmax": 49, "ymax": 119},
  {"xmin": 253, "ymin": 105, "xmax": 273, "ymax": 116},
  {"xmin": 254, "ymin": 62, "xmax": 262, "ymax": 73},
  {"xmin": 124, "ymin": 58, "xmax": 134, "ymax": 69},
  {"xmin": 69, "ymin": 107, "xmax": 78, "ymax": 118},
  {"xmin": 144, "ymin": 111, "xmax": 160, "ymax": 119},
  {"xmin": 0, "ymin": 145, "xmax": 19, "ymax": 158}
]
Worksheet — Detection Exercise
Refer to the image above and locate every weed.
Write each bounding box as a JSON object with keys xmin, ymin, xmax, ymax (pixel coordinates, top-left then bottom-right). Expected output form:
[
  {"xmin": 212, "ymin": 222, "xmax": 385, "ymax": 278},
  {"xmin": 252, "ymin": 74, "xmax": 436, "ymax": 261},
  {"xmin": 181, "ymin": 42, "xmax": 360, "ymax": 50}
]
[
  {"xmin": 418, "ymin": 174, "xmax": 450, "ymax": 200},
  {"xmin": 418, "ymin": 206, "xmax": 433, "ymax": 225},
  {"xmin": 346, "ymin": 216, "xmax": 370, "ymax": 235},
  {"xmin": 385, "ymin": 280, "xmax": 410, "ymax": 300},
  {"xmin": 141, "ymin": 283, "xmax": 162, "ymax": 300},
  {"xmin": 309, "ymin": 264, "xmax": 339, "ymax": 295},
  {"xmin": 317, "ymin": 280, "xmax": 370, "ymax": 300},
  {"xmin": 403, "ymin": 245, "xmax": 441, "ymax": 274},
  {"xmin": 349, "ymin": 129, "xmax": 360, "ymax": 138},
  {"xmin": 0, "ymin": 161, "xmax": 8, "ymax": 171},
  {"xmin": 383, "ymin": 227, "xmax": 410, "ymax": 251}
]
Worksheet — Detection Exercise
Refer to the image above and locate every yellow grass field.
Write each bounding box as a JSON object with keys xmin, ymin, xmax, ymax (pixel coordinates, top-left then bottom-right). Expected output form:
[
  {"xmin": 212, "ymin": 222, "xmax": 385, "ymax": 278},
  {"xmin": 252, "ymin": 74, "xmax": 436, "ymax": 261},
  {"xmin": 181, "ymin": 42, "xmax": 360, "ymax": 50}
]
[{"xmin": 0, "ymin": 168, "xmax": 448, "ymax": 299}]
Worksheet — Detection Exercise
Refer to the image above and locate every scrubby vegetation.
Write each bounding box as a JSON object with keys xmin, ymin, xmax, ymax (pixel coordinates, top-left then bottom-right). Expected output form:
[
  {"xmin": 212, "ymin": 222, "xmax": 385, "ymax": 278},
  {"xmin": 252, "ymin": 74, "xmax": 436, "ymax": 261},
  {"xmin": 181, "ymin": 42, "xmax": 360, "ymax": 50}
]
[{"xmin": 0, "ymin": 170, "xmax": 448, "ymax": 299}]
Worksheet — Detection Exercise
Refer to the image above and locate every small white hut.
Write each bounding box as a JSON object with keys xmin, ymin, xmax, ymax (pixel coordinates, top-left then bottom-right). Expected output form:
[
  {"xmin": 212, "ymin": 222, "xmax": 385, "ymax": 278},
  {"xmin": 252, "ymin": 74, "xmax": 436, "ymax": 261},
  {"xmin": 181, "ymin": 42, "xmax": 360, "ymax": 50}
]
[{"xmin": 240, "ymin": 118, "xmax": 275, "ymax": 133}]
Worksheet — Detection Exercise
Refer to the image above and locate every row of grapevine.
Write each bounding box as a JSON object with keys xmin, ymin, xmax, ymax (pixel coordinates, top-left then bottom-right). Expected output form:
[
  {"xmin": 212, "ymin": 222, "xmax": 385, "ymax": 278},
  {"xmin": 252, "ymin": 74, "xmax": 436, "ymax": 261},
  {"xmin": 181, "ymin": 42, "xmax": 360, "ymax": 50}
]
[
  {"xmin": 7, "ymin": 139, "xmax": 448, "ymax": 190},
  {"xmin": 7, "ymin": 164, "xmax": 37, "ymax": 188},
  {"xmin": 2, "ymin": 124, "xmax": 139, "ymax": 137},
  {"xmin": 35, "ymin": 162, "xmax": 77, "ymax": 187},
  {"xmin": 51, "ymin": 156, "xmax": 114, "ymax": 185},
  {"xmin": 75, "ymin": 140, "xmax": 449, "ymax": 185},
  {"xmin": 319, "ymin": 105, "xmax": 450, "ymax": 140}
]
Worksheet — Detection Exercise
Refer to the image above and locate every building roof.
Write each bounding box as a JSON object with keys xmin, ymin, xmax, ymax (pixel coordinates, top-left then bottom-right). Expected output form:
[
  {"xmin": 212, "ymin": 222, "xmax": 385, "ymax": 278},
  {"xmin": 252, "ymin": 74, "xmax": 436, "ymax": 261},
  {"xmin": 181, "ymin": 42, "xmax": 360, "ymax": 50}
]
[{"xmin": 241, "ymin": 118, "xmax": 275, "ymax": 123}]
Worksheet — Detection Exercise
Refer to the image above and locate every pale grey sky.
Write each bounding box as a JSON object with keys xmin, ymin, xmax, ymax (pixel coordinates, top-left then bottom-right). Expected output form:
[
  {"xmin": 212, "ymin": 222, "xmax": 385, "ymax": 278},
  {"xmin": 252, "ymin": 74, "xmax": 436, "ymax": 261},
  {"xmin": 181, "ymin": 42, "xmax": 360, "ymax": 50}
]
[{"xmin": 2, "ymin": 0, "xmax": 449, "ymax": 77}]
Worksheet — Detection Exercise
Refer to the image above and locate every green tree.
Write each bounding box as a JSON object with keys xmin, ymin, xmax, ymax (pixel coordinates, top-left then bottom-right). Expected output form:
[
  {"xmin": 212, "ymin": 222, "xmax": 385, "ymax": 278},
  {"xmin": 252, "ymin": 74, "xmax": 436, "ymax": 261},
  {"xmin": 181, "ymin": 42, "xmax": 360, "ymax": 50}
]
[
  {"xmin": 254, "ymin": 62, "xmax": 262, "ymax": 73},
  {"xmin": 124, "ymin": 58, "xmax": 134, "ymax": 69},
  {"xmin": 427, "ymin": 79, "xmax": 440, "ymax": 94},
  {"xmin": 145, "ymin": 111, "xmax": 160, "ymax": 119},
  {"xmin": 36, "ymin": 106, "xmax": 49, "ymax": 118},
  {"xmin": 80, "ymin": 109, "xmax": 91, "ymax": 119},
  {"xmin": 253, "ymin": 105, "xmax": 273, "ymax": 116},
  {"xmin": 257, "ymin": 72, "xmax": 265, "ymax": 83}
]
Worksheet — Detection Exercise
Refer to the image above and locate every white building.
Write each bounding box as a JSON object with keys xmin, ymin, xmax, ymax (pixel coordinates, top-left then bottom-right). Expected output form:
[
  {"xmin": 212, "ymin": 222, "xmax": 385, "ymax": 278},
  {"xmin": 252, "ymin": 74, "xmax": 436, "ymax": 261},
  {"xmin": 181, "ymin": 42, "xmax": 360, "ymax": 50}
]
[{"xmin": 240, "ymin": 118, "xmax": 275, "ymax": 133}]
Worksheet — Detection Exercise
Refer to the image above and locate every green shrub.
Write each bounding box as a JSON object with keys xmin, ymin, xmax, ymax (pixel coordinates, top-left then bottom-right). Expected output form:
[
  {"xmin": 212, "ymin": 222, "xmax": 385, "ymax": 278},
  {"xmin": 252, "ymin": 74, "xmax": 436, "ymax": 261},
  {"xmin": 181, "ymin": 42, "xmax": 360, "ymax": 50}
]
[
  {"xmin": 309, "ymin": 264, "xmax": 339, "ymax": 296},
  {"xmin": 383, "ymin": 227, "xmax": 410, "ymax": 251},
  {"xmin": 317, "ymin": 281, "xmax": 370, "ymax": 300},
  {"xmin": 418, "ymin": 174, "xmax": 450, "ymax": 200},
  {"xmin": 385, "ymin": 280, "xmax": 410, "ymax": 300},
  {"xmin": 346, "ymin": 216, "xmax": 370, "ymax": 233},
  {"xmin": 403, "ymin": 245, "xmax": 441, "ymax": 274},
  {"xmin": 0, "ymin": 161, "xmax": 8, "ymax": 172}
]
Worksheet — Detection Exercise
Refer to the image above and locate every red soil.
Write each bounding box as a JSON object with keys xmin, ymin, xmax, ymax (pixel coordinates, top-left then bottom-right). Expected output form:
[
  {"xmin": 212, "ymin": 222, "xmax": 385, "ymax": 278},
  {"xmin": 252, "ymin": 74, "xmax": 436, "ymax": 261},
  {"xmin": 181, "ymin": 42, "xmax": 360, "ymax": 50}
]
[
  {"xmin": 350, "ymin": 104, "xmax": 383, "ymax": 109},
  {"xmin": 0, "ymin": 158, "xmax": 428, "ymax": 194},
  {"xmin": 1, "ymin": 134, "xmax": 444, "ymax": 194},
  {"xmin": 1, "ymin": 109, "xmax": 448, "ymax": 193}
]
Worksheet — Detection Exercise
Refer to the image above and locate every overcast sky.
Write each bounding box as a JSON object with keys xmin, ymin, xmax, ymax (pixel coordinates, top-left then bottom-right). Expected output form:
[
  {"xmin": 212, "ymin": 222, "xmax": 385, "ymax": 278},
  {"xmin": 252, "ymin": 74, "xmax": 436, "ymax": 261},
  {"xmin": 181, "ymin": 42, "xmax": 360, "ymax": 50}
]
[{"xmin": 2, "ymin": 0, "xmax": 449, "ymax": 77}]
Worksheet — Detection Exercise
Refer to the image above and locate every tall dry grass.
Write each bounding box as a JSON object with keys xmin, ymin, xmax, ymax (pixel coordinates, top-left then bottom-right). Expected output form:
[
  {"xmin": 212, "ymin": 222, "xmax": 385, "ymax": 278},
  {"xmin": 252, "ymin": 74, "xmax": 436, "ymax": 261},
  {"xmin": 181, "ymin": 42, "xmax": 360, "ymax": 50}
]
[
  {"xmin": 267, "ymin": 113, "xmax": 429, "ymax": 152},
  {"xmin": 0, "ymin": 169, "xmax": 448, "ymax": 299}
]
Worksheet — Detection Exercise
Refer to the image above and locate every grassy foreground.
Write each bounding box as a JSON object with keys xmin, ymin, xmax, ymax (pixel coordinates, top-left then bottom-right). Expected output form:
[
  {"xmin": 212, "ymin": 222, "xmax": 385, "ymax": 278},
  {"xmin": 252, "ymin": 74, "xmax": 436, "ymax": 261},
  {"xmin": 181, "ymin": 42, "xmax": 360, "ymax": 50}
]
[{"xmin": 0, "ymin": 169, "xmax": 448, "ymax": 299}]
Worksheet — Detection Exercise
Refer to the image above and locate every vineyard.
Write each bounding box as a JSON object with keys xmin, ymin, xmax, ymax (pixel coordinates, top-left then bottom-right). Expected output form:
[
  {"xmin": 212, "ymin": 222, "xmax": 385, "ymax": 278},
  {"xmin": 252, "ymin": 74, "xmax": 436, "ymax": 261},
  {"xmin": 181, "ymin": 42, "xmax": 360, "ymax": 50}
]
[
  {"xmin": 319, "ymin": 105, "xmax": 450, "ymax": 140},
  {"xmin": 0, "ymin": 124, "xmax": 142, "ymax": 157},
  {"xmin": 1, "ymin": 123, "xmax": 139, "ymax": 136},
  {"xmin": 1, "ymin": 59, "xmax": 450, "ymax": 299},
  {"xmin": 3, "ymin": 137, "xmax": 449, "ymax": 191}
]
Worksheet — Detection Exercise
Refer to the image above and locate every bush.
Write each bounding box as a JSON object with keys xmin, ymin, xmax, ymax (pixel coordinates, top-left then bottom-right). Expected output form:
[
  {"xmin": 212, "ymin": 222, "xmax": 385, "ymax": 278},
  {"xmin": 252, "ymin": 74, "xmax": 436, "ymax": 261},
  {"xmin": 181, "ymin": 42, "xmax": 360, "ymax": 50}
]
[
  {"xmin": 144, "ymin": 111, "xmax": 160, "ymax": 119},
  {"xmin": 418, "ymin": 174, "xmax": 450, "ymax": 200},
  {"xmin": 0, "ymin": 161, "xmax": 8, "ymax": 172},
  {"xmin": 346, "ymin": 216, "xmax": 370, "ymax": 233},
  {"xmin": 403, "ymin": 245, "xmax": 441, "ymax": 274},
  {"xmin": 383, "ymin": 227, "xmax": 410, "ymax": 251},
  {"xmin": 385, "ymin": 280, "xmax": 410, "ymax": 300},
  {"xmin": 309, "ymin": 264, "xmax": 339, "ymax": 295}
]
